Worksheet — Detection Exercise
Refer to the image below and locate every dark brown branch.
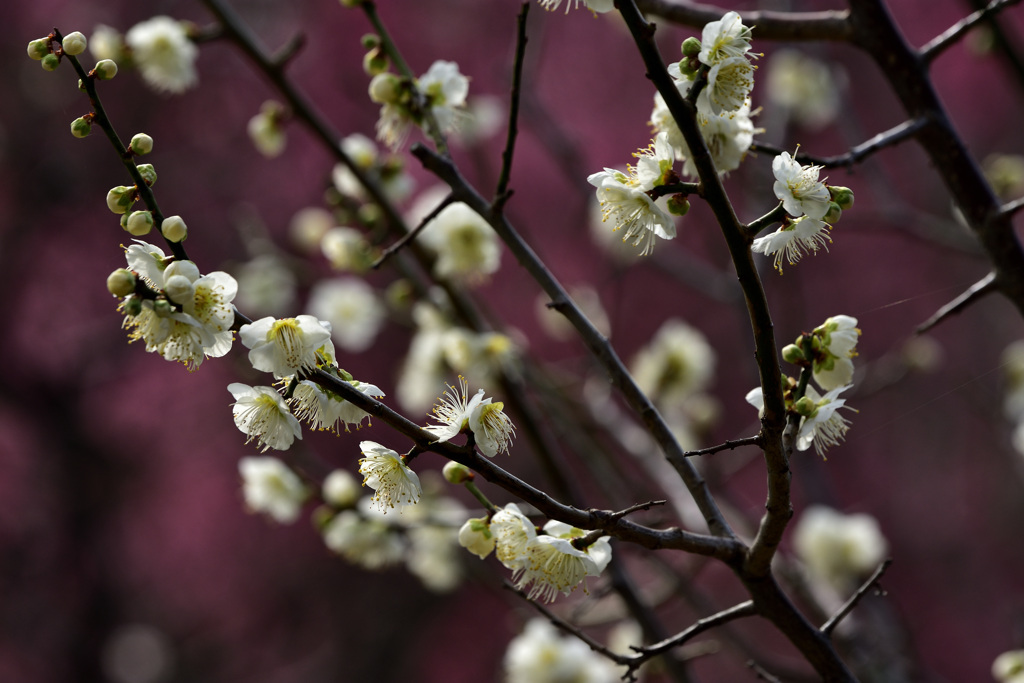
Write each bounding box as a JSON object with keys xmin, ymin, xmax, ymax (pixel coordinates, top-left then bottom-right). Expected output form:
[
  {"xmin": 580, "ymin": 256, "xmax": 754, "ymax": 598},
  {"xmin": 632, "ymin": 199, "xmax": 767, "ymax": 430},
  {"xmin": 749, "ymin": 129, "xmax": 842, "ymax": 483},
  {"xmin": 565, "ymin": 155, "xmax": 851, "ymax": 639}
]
[
  {"xmin": 270, "ymin": 32, "xmax": 306, "ymax": 69},
  {"xmin": 920, "ymin": 0, "xmax": 1023, "ymax": 63},
  {"xmin": 915, "ymin": 271, "xmax": 998, "ymax": 333},
  {"xmin": 743, "ymin": 203, "xmax": 787, "ymax": 239},
  {"xmin": 631, "ymin": 600, "xmax": 757, "ymax": 663},
  {"xmin": 684, "ymin": 436, "xmax": 762, "ymax": 458},
  {"xmin": 371, "ymin": 193, "xmax": 454, "ymax": 268},
  {"xmin": 634, "ymin": 0, "xmax": 853, "ymax": 42},
  {"xmin": 751, "ymin": 117, "xmax": 928, "ymax": 170},
  {"xmin": 821, "ymin": 559, "xmax": 892, "ymax": 636},
  {"xmin": 494, "ymin": 3, "xmax": 530, "ymax": 207}
]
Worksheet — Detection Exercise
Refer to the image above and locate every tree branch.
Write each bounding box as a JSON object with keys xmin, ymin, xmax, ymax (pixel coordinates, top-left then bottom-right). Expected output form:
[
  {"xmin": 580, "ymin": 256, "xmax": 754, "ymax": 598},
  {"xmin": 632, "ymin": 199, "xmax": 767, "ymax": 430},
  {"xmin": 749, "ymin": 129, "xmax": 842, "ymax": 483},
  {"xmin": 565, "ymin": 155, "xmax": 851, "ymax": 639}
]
[
  {"xmin": 685, "ymin": 436, "xmax": 762, "ymax": 458},
  {"xmin": 494, "ymin": 2, "xmax": 530, "ymax": 207},
  {"xmin": 915, "ymin": 271, "xmax": 998, "ymax": 333},
  {"xmin": 920, "ymin": 0, "xmax": 1023, "ymax": 63},
  {"xmin": 821, "ymin": 559, "xmax": 892, "ymax": 636},
  {"xmin": 634, "ymin": 0, "xmax": 853, "ymax": 42},
  {"xmin": 751, "ymin": 117, "xmax": 928, "ymax": 171}
]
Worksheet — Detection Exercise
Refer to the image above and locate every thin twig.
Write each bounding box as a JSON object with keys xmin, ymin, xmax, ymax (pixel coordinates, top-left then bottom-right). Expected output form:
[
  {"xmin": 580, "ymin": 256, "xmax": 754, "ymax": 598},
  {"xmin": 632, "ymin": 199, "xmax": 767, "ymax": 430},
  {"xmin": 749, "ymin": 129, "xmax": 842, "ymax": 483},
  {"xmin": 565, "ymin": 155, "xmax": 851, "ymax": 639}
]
[
  {"xmin": 748, "ymin": 660, "xmax": 784, "ymax": 683},
  {"xmin": 632, "ymin": 600, "xmax": 757, "ymax": 662},
  {"xmin": 684, "ymin": 436, "xmax": 762, "ymax": 458},
  {"xmin": 915, "ymin": 271, "xmax": 997, "ymax": 333},
  {"xmin": 821, "ymin": 559, "xmax": 892, "ymax": 636},
  {"xmin": 371, "ymin": 193, "xmax": 454, "ymax": 268},
  {"xmin": 494, "ymin": 3, "xmax": 530, "ymax": 207},
  {"xmin": 743, "ymin": 203, "xmax": 787, "ymax": 239},
  {"xmin": 920, "ymin": 0, "xmax": 1024, "ymax": 62},
  {"xmin": 270, "ymin": 32, "xmax": 306, "ymax": 69},
  {"xmin": 751, "ymin": 117, "xmax": 928, "ymax": 170}
]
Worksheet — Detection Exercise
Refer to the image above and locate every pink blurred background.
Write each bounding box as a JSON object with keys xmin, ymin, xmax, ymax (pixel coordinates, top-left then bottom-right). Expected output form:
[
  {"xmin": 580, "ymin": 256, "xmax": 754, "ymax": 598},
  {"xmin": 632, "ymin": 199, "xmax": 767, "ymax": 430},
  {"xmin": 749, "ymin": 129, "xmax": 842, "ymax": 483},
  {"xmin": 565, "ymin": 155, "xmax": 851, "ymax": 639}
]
[{"xmin": 3, "ymin": 0, "xmax": 1024, "ymax": 680}]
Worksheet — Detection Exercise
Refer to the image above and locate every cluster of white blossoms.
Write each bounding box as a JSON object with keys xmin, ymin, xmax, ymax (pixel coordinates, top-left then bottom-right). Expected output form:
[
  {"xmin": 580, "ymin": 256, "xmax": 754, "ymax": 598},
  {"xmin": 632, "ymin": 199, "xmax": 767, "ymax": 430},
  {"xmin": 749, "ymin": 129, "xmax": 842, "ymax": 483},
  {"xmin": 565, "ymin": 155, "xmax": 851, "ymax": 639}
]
[
  {"xmin": 425, "ymin": 376, "xmax": 516, "ymax": 457},
  {"xmin": 752, "ymin": 151, "xmax": 855, "ymax": 272},
  {"xmin": 460, "ymin": 503, "xmax": 611, "ymax": 603},
  {"xmin": 238, "ymin": 456, "xmax": 309, "ymax": 524},
  {"xmin": 504, "ymin": 619, "xmax": 621, "ymax": 683},
  {"xmin": 111, "ymin": 241, "xmax": 237, "ymax": 371},
  {"xmin": 745, "ymin": 314, "xmax": 860, "ymax": 458},
  {"xmin": 88, "ymin": 17, "xmax": 198, "ymax": 94},
  {"xmin": 368, "ymin": 59, "xmax": 469, "ymax": 150},
  {"xmin": 792, "ymin": 505, "xmax": 888, "ymax": 590}
]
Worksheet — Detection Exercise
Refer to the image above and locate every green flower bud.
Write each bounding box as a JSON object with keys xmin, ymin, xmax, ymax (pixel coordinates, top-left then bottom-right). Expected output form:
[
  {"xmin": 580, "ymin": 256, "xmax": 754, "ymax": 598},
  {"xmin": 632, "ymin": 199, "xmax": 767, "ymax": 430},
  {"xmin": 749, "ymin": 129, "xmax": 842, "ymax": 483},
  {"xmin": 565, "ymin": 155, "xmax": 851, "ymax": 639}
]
[
  {"xmin": 120, "ymin": 213, "xmax": 129, "ymax": 229},
  {"xmin": 106, "ymin": 186, "xmax": 136, "ymax": 215},
  {"xmin": 61, "ymin": 31, "xmax": 87, "ymax": 56},
  {"xmin": 681, "ymin": 36, "xmax": 702, "ymax": 58},
  {"xmin": 829, "ymin": 186, "xmax": 854, "ymax": 210},
  {"xmin": 677, "ymin": 58, "xmax": 699, "ymax": 80},
  {"xmin": 368, "ymin": 72, "xmax": 401, "ymax": 105},
  {"xmin": 161, "ymin": 215, "xmax": 188, "ymax": 242},
  {"xmin": 130, "ymin": 133, "xmax": 154, "ymax": 155},
  {"xmin": 27, "ymin": 38, "xmax": 50, "ymax": 60},
  {"xmin": 667, "ymin": 195, "xmax": 691, "ymax": 216},
  {"xmin": 41, "ymin": 54, "xmax": 60, "ymax": 71},
  {"xmin": 126, "ymin": 210, "xmax": 154, "ymax": 236},
  {"xmin": 123, "ymin": 295, "xmax": 143, "ymax": 316},
  {"xmin": 94, "ymin": 59, "xmax": 118, "ymax": 80},
  {"xmin": 823, "ymin": 201, "xmax": 842, "ymax": 225},
  {"xmin": 106, "ymin": 268, "xmax": 136, "ymax": 297},
  {"xmin": 153, "ymin": 298, "xmax": 173, "ymax": 317},
  {"xmin": 442, "ymin": 461, "xmax": 474, "ymax": 484},
  {"xmin": 793, "ymin": 396, "xmax": 817, "ymax": 417},
  {"xmin": 782, "ymin": 344, "xmax": 806, "ymax": 364},
  {"xmin": 361, "ymin": 34, "xmax": 380, "ymax": 50},
  {"xmin": 70, "ymin": 116, "xmax": 92, "ymax": 139},
  {"xmin": 136, "ymin": 163, "xmax": 157, "ymax": 187},
  {"xmin": 363, "ymin": 47, "xmax": 389, "ymax": 76}
]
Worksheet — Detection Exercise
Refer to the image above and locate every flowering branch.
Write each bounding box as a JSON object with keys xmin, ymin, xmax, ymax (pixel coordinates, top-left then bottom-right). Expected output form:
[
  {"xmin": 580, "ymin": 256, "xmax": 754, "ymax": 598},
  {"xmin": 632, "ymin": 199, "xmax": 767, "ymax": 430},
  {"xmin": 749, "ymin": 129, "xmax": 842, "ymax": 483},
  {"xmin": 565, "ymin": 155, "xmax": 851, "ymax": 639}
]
[
  {"xmin": 751, "ymin": 117, "xmax": 928, "ymax": 171},
  {"xmin": 821, "ymin": 559, "xmax": 893, "ymax": 636},
  {"xmin": 919, "ymin": 0, "xmax": 1023, "ymax": 63}
]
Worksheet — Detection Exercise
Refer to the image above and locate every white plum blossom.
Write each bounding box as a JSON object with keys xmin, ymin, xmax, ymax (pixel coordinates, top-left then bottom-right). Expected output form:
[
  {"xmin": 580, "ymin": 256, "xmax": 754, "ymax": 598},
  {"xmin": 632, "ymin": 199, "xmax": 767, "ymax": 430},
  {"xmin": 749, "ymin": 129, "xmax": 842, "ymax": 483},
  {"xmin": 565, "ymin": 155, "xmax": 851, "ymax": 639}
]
[
  {"xmin": 773, "ymin": 151, "xmax": 831, "ymax": 219},
  {"xmin": 751, "ymin": 216, "xmax": 831, "ymax": 272},
  {"xmin": 320, "ymin": 227, "xmax": 371, "ymax": 272},
  {"xmin": 631, "ymin": 318, "xmax": 715, "ymax": 403},
  {"xmin": 358, "ymin": 441, "xmax": 422, "ymax": 511},
  {"xmin": 240, "ymin": 315, "xmax": 334, "ymax": 378},
  {"xmin": 504, "ymin": 619, "xmax": 619, "ymax": 683},
  {"xmin": 423, "ymin": 377, "xmax": 515, "ymax": 456},
  {"xmin": 698, "ymin": 11, "xmax": 754, "ymax": 66},
  {"xmin": 417, "ymin": 201, "xmax": 501, "ymax": 283},
  {"xmin": 233, "ymin": 255, "xmax": 297, "ymax": 318},
  {"xmin": 705, "ymin": 56, "xmax": 755, "ymax": 115},
  {"xmin": 812, "ymin": 315, "xmax": 861, "ymax": 391},
  {"xmin": 588, "ymin": 167, "xmax": 676, "ymax": 256},
  {"xmin": 238, "ymin": 456, "xmax": 308, "ymax": 524},
  {"xmin": 124, "ymin": 240, "xmax": 171, "ymax": 287},
  {"xmin": 418, "ymin": 60, "xmax": 469, "ymax": 133},
  {"xmin": 405, "ymin": 525, "xmax": 463, "ymax": 593},
  {"xmin": 307, "ymin": 278, "xmax": 386, "ymax": 353},
  {"xmin": 322, "ymin": 506, "xmax": 406, "ymax": 569},
  {"xmin": 516, "ymin": 520, "xmax": 612, "ymax": 603},
  {"xmin": 470, "ymin": 397, "xmax": 516, "ymax": 457},
  {"xmin": 124, "ymin": 16, "xmax": 198, "ymax": 94},
  {"xmin": 766, "ymin": 50, "xmax": 841, "ymax": 129},
  {"xmin": 228, "ymin": 383, "xmax": 303, "ymax": 452},
  {"xmin": 797, "ymin": 384, "xmax": 854, "ymax": 457},
  {"xmin": 289, "ymin": 377, "xmax": 384, "ymax": 433},
  {"xmin": 458, "ymin": 517, "xmax": 495, "ymax": 559},
  {"xmin": 491, "ymin": 503, "xmax": 537, "ymax": 572},
  {"xmin": 793, "ymin": 505, "xmax": 888, "ymax": 588},
  {"xmin": 322, "ymin": 469, "xmax": 360, "ymax": 508}
]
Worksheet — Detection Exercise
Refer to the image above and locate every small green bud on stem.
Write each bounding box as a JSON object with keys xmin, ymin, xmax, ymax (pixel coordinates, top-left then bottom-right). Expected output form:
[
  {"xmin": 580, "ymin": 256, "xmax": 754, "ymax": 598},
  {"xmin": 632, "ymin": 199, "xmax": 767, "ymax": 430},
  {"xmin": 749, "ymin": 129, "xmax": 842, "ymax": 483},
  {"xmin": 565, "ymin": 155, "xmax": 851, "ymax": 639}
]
[
  {"xmin": 829, "ymin": 186, "xmax": 855, "ymax": 210},
  {"xmin": 27, "ymin": 38, "xmax": 51, "ymax": 60},
  {"xmin": 130, "ymin": 133, "xmax": 154, "ymax": 155},
  {"xmin": 161, "ymin": 215, "xmax": 188, "ymax": 242},
  {"xmin": 41, "ymin": 54, "xmax": 60, "ymax": 72},
  {"xmin": 94, "ymin": 59, "xmax": 118, "ymax": 80},
  {"xmin": 442, "ymin": 461, "xmax": 474, "ymax": 484},
  {"xmin": 107, "ymin": 269, "xmax": 137, "ymax": 297},
  {"xmin": 126, "ymin": 211, "xmax": 154, "ymax": 236},
  {"xmin": 667, "ymin": 195, "xmax": 691, "ymax": 216},
  {"xmin": 681, "ymin": 37, "xmax": 702, "ymax": 58},
  {"xmin": 70, "ymin": 116, "xmax": 93, "ymax": 138},
  {"xmin": 136, "ymin": 164, "xmax": 158, "ymax": 187}
]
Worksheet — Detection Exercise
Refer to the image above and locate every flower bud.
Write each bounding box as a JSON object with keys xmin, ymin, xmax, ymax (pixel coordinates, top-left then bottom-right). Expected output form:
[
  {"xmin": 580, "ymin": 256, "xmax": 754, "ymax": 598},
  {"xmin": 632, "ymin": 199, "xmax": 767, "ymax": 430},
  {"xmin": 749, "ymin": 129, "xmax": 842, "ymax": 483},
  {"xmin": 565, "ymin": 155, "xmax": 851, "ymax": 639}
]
[
  {"xmin": 161, "ymin": 215, "xmax": 188, "ymax": 242},
  {"xmin": 829, "ymin": 186, "xmax": 854, "ymax": 210},
  {"xmin": 106, "ymin": 186, "xmax": 136, "ymax": 215},
  {"xmin": 823, "ymin": 201, "xmax": 842, "ymax": 224},
  {"xmin": 677, "ymin": 58, "xmax": 699, "ymax": 80},
  {"xmin": 70, "ymin": 116, "xmax": 92, "ymax": 138},
  {"xmin": 368, "ymin": 72, "xmax": 401, "ymax": 105},
  {"xmin": 123, "ymin": 295, "xmax": 143, "ymax": 316},
  {"xmin": 458, "ymin": 517, "xmax": 495, "ymax": 559},
  {"xmin": 136, "ymin": 164, "xmax": 157, "ymax": 187},
  {"xmin": 442, "ymin": 461, "xmax": 473, "ymax": 484},
  {"xmin": 94, "ymin": 59, "xmax": 118, "ymax": 80},
  {"xmin": 106, "ymin": 268, "xmax": 136, "ymax": 297},
  {"xmin": 322, "ymin": 470, "xmax": 360, "ymax": 508},
  {"xmin": 125, "ymin": 210, "xmax": 154, "ymax": 236},
  {"xmin": 163, "ymin": 274, "xmax": 194, "ymax": 305},
  {"xmin": 681, "ymin": 36, "xmax": 702, "ymax": 58},
  {"xmin": 794, "ymin": 396, "xmax": 817, "ymax": 417},
  {"xmin": 41, "ymin": 54, "xmax": 60, "ymax": 72},
  {"xmin": 360, "ymin": 34, "xmax": 380, "ymax": 50},
  {"xmin": 782, "ymin": 343, "xmax": 806, "ymax": 365},
  {"xmin": 164, "ymin": 259, "xmax": 200, "ymax": 283},
  {"xmin": 153, "ymin": 298, "xmax": 173, "ymax": 317},
  {"xmin": 27, "ymin": 39, "xmax": 50, "ymax": 60},
  {"xmin": 363, "ymin": 47, "xmax": 388, "ymax": 76},
  {"xmin": 247, "ymin": 104, "xmax": 286, "ymax": 158},
  {"xmin": 667, "ymin": 195, "xmax": 691, "ymax": 216},
  {"xmin": 130, "ymin": 133, "xmax": 154, "ymax": 155},
  {"xmin": 61, "ymin": 32, "xmax": 87, "ymax": 56}
]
